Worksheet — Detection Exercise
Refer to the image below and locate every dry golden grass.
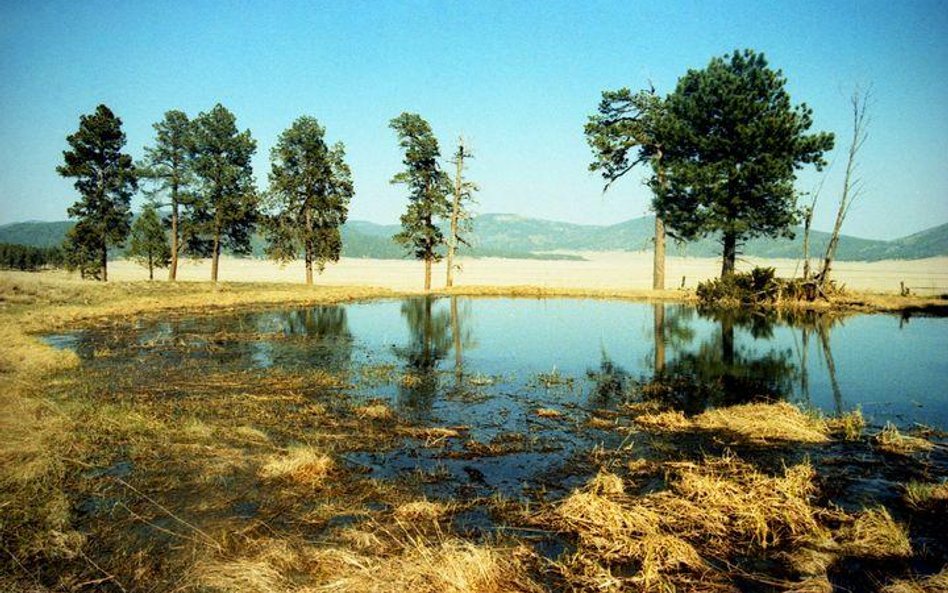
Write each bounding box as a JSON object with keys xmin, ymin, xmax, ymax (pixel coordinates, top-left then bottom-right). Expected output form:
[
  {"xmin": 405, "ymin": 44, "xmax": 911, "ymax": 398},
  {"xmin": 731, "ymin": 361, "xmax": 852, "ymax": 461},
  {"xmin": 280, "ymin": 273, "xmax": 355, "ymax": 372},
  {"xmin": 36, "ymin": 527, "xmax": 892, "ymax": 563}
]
[
  {"xmin": 355, "ymin": 403, "xmax": 395, "ymax": 421},
  {"xmin": 694, "ymin": 402, "xmax": 830, "ymax": 443},
  {"xmin": 881, "ymin": 569, "xmax": 948, "ymax": 593},
  {"xmin": 904, "ymin": 481, "xmax": 948, "ymax": 510},
  {"xmin": 635, "ymin": 402, "xmax": 831, "ymax": 443},
  {"xmin": 586, "ymin": 471, "xmax": 625, "ymax": 496},
  {"xmin": 875, "ymin": 423, "xmax": 935, "ymax": 455},
  {"xmin": 826, "ymin": 408, "xmax": 866, "ymax": 441},
  {"xmin": 840, "ymin": 507, "xmax": 912, "ymax": 558},
  {"xmin": 550, "ymin": 455, "xmax": 824, "ymax": 590},
  {"xmin": 534, "ymin": 407, "xmax": 563, "ymax": 418},
  {"xmin": 259, "ymin": 445, "xmax": 334, "ymax": 485},
  {"xmin": 191, "ymin": 558, "xmax": 289, "ymax": 593},
  {"xmin": 316, "ymin": 538, "xmax": 543, "ymax": 593},
  {"xmin": 393, "ymin": 499, "xmax": 455, "ymax": 523},
  {"xmin": 634, "ymin": 409, "xmax": 691, "ymax": 430}
]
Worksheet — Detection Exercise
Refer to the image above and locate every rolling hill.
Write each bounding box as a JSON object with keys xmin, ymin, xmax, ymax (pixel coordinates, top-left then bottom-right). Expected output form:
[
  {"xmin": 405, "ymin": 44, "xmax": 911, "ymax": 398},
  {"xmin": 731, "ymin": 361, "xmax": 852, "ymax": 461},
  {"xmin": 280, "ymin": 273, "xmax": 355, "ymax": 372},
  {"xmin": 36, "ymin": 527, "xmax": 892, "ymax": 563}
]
[{"xmin": 1, "ymin": 214, "xmax": 946, "ymax": 262}]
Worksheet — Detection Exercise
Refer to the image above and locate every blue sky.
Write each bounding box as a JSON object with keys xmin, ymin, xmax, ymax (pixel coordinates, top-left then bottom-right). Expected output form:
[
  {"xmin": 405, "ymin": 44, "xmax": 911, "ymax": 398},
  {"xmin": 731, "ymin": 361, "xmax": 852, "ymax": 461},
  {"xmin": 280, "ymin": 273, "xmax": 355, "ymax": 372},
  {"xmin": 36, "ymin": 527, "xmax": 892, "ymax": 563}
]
[{"xmin": 1, "ymin": 0, "xmax": 946, "ymax": 240}]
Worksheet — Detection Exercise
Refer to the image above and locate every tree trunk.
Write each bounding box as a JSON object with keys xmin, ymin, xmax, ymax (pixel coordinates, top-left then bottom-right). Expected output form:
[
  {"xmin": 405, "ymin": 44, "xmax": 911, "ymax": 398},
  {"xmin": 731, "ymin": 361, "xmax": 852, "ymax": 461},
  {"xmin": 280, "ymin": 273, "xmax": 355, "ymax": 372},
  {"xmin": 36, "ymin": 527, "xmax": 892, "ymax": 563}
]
[
  {"xmin": 424, "ymin": 257, "xmax": 432, "ymax": 291},
  {"xmin": 447, "ymin": 140, "xmax": 464, "ymax": 289},
  {"xmin": 305, "ymin": 208, "xmax": 314, "ymax": 286},
  {"xmin": 721, "ymin": 231, "xmax": 737, "ymax": 277},
  {"xmin": 802, "ymin": 208, "xmax": 812, "ymax": 281},
  {"xmin": 101, "ymin": 243, "xmax": 108, "ymax": 282},
  {"xmin": 148, "ymin": 254, "xmax": 154, "ymax": 281},
  {"xmin": 211, "ymin": 231, "xmax": 220, "ymax": 282},
  {"xmin": 820, "ymin": 89, "xmax": 869, "ymax": 289},
  {"xmin": 653, "ymin": 217, "xmax": 666, "ymax": 290},
  {"xmin": 169, "ymin": 193, "xmax": 179, "ymax": 281}
]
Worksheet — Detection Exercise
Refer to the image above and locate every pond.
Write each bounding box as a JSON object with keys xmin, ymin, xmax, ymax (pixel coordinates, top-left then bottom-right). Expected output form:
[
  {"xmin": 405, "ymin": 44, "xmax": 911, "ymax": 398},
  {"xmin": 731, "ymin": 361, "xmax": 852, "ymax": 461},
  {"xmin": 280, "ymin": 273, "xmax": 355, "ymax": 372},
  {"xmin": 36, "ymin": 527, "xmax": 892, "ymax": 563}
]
[{"xmin": 45, "ymin": 297, "xmax": 948, "ymax": 499}]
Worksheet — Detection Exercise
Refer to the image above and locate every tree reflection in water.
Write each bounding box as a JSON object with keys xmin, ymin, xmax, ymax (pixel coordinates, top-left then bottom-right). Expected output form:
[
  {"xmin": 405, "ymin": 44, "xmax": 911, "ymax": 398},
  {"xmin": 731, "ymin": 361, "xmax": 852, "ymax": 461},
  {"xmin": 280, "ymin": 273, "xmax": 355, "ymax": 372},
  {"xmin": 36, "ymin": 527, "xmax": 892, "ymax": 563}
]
[{"xmin": 394, "ymin": 297, "xmax": 453, "ymax": 415}]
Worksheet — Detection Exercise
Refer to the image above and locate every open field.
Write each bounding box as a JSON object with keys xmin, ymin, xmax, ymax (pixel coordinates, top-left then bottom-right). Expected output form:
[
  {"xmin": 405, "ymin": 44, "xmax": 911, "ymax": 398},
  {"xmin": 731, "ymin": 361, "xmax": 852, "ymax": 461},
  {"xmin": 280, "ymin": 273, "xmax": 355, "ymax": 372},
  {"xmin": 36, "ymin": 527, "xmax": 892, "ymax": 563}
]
[
  {"xmin": 102, "ymin": 253, "xmax": 948, "ymax": 295},
  {"xmin": 1, "ymin": 275, "xmax": 946, "ymax": 593}
]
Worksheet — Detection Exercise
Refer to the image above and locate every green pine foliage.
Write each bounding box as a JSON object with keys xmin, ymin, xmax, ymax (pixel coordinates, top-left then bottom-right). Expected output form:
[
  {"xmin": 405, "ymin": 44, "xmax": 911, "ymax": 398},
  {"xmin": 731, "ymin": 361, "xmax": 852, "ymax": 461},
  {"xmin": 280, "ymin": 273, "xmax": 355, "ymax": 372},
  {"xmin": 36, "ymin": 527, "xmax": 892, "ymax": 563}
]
[
  {"xmin": 139, "ymin": 110, "xmax": 195, "ymax": 280},
  {"xmin": 57, "ymin": 104, "xmax": 138, "ymax": 281},
  {"xmin": 264, "ymin": 116, "xmax": 354, "ymax": 284},
  {"xmin": 655, "ymin": 49, "xmax": 835, "ymax": 276},
  {"xmin": 389, "ymin": 112, "xmax": 452, "ymax": 289},
  {"xmin": 128, "ymin": 204, "xmax": 171, "ymax": 280},
  {"xmin": 585, "ymin": 86, "xmax": 666, "ymax": 190},
  {"xmin": 190, "ymin": 104, "xmax": 258, "ymax": 281},
  {"xmin": 0, "ymin": 243, "xmax": 62, "ymax": 271}
]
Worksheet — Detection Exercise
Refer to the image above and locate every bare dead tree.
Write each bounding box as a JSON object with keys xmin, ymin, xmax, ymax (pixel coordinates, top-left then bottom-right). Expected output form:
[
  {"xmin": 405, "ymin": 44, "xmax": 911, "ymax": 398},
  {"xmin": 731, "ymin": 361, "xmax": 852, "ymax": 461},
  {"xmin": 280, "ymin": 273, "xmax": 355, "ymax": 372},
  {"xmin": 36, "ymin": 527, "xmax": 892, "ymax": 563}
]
[
  {"xmin": 819, "ymin": 87, "xmax": 871, "ymax": 289},
  {"xmin": 446, "ymin": 137, "xmax": 477, "ymax": 288}
]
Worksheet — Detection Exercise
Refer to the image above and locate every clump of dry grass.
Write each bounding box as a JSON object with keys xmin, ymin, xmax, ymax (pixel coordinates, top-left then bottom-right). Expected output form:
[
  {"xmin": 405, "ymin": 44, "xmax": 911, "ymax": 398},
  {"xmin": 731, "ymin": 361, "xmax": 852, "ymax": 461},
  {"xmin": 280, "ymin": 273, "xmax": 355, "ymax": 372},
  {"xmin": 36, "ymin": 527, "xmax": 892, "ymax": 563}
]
[
  {"xmin": 400, "ymin": 373, "xmax": 423, "ymax": 388},
  {"xmin": 355, "ymin": 403, "xmax": 395, "ymax": 421},
  {"xmin": 549, "ymin": 455, "xmax": 825, "ymax": 591},
  {"xmin": 585, "ymin": 416, "xmax": 615, "ymax": 430},
  {"xmin": 694, "ymin": 402, "xmax": 829, "ymax": 443},
  {"xmin": 233, "ymin": 425, "xmax": 270, "ymax": 442},
  {"xmin": 903, "ymin": 481, "xmax": 948, "ymax": 510},
  {"xmin": 881, "ymin": 569, "xmax": 948, "ymax": 593},
  {"xmin": 634, "ymin": 402, "xmax": 831, "ymax": 443},
  {"xmin": 259, "ymin": 444, "xmax": 333, "ymax": 485},
  {"xmin": 875, "ymin": 423, "xmax": 934, "ymax": 455},
  {"xmin": 534, "ymin": 407, "xmax": 563, "ymax": 418},
  {"xmin": 840, "ymin": 507, "xmax": 912, "ymax": 558},
  {"xmin": 826, "ymin": 408, "xmax": 865, "ymax": 441},
  {"xmin": 394, "ymin": 499, "xmax": 456, "ymax": 523},
  {"xmin": 586, "ymin": 471, "xmax": 625, "ymax": 496},
  {"xmin": 634, "ymin": 409, "xmax": 691, "ymax": 430},
  {"xmin": 318, "ymin": 538, "xmax": 542, "ymax": 593},
  {"xmin": 191, "ymin": 558, "xmax": 289, "ymax": 593}
]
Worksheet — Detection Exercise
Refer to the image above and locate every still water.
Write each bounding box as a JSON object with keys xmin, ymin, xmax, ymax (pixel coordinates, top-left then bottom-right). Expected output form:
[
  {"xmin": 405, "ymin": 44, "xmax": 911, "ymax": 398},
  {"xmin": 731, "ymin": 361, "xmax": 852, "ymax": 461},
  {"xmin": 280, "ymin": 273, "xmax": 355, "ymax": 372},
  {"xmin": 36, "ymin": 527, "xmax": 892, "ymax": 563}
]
[{"xmin": 47, "ymin": 297, "xmax": 948, "ymax": 430}]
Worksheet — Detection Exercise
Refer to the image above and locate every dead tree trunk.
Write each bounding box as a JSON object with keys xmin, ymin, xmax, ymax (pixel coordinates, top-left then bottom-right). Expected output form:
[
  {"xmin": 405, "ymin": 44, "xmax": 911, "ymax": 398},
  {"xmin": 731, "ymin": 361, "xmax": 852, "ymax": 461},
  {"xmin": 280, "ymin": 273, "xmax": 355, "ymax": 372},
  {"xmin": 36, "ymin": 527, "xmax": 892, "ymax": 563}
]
[{"xmin": 820, "ymin": 88, "xmax": 870, "ymax": 289}]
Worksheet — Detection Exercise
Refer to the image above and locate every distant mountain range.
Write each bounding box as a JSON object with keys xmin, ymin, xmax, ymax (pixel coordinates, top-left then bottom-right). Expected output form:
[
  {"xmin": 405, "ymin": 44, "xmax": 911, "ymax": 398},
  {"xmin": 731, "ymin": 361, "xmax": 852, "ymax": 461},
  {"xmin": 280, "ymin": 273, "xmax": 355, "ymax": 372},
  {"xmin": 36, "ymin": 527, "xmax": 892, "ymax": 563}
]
[{"xmin": 1, "ymin": 214, "xmax": 946, "ymax": 262}]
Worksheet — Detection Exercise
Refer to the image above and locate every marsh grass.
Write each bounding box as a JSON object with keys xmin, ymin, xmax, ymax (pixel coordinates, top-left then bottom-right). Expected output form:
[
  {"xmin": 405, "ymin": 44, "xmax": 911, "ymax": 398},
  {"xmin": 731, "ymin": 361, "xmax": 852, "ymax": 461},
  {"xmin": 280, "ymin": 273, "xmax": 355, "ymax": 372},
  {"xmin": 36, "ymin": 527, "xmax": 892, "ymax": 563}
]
[
  {"xmin": 1, "ymin": 273, "xmax": 944, "ymax": 592},
  {"xmin": 634, "ymin": 402, "xmax": 831, "ymax": 443},
  {"xmin": 840, "ymin": 507, "xmax": 912, "ymax": 558},
  {"xmin": 548, "ymin": 454, "xmax": 826, "ymax": 591},
  {"xmin": 875, "ymin": 423, "xmax": 935, "ymax": 455},
  {"xmin": 881, "ymin": 569, "xmax": 948, "ymax": 593},
  {"xmin": 903, "ymin": 480, "xmax": 948, "ymax": 510}
]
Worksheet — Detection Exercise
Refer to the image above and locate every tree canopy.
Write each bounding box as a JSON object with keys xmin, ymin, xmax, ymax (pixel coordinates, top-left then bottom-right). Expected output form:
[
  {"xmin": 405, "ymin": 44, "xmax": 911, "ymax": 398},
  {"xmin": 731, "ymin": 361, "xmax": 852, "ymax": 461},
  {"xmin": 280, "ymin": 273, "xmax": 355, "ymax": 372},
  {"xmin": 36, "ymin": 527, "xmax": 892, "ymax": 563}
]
[
  {"xmin": 57, "ymin": 104, "xmax": 137, "ymax": 281},
  {"xmin": 265, "ymin": 116, "xmax": 354, "ymax": 284},
  {"xmin": 389, "ymin": 112, "xmax": 452, "ymax": 290},
  {"xmin": 655, "ymin": 49, "xmax": 835, "ymax": 276}
]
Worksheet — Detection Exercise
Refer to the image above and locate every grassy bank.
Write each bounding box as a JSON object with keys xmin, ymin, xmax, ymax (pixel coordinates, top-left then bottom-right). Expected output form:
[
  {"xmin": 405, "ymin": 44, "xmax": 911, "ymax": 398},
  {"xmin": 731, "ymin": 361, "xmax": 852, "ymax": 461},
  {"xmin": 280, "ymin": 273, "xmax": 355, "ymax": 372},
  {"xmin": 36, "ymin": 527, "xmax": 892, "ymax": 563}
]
[{"xmin": 1, "ymin": 272, "xmax": 945, "ymax": 592}]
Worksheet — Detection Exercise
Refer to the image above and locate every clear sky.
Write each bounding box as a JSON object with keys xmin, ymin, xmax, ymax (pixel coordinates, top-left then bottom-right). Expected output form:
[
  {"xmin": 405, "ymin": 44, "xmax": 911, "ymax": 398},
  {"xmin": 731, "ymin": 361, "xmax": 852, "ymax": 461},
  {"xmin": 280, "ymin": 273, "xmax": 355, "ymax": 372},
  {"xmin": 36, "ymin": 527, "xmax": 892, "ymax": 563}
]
[{"xmin": 1, "ymin": 0, "xmax": 946, "ymax": 240}]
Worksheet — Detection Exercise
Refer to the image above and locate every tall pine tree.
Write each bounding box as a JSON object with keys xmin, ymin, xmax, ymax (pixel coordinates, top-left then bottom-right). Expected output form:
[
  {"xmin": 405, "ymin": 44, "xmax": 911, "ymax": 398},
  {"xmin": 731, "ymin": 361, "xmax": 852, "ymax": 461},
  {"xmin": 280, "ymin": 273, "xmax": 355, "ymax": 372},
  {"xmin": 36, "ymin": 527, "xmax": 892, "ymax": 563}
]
[
  {"xmin": 190, "ymin": 104, "xmax": 258, "ymax": 282},
  {"xmin": 57, "ymin": 104, "xmax": 137, "ymax": 281},
  {"xmin": 390, "ymin": 113, "xmax": 451, "ymax": 291},
  {"xmin": 140, "ymin": 110, "xmax": 194, "ymax": 281},
  {"xmin": 586, "ymin": 86, "xmax": 669, "ymax": 290},
  {"xmin": 264, "ymin": 116, "xmax": 354, "ymax": 285},
  {"xmin": 128, "ymin": 203, "xmax": 171, "ymax": 280},
  {"xmin": 656, "ymin": 50, "xmax": 834, "ymax": 277}
]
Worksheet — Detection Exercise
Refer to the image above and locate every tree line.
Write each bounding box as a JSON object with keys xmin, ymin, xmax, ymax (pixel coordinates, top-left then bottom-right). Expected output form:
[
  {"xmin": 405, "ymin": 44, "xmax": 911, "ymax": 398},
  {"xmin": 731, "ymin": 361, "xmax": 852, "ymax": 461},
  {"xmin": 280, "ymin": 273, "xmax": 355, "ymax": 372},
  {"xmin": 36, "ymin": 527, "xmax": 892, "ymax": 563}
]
[
  {"xmin": 57, "ymin": 48, "xmax": 856, "ymax": 289},
  {"xmin": 58, "ymin": 104, "xmax": 475, "ymax": 287},
  {"xmin": 0, "ymin": 243, "xmax": 64, "ymax": 271}
]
